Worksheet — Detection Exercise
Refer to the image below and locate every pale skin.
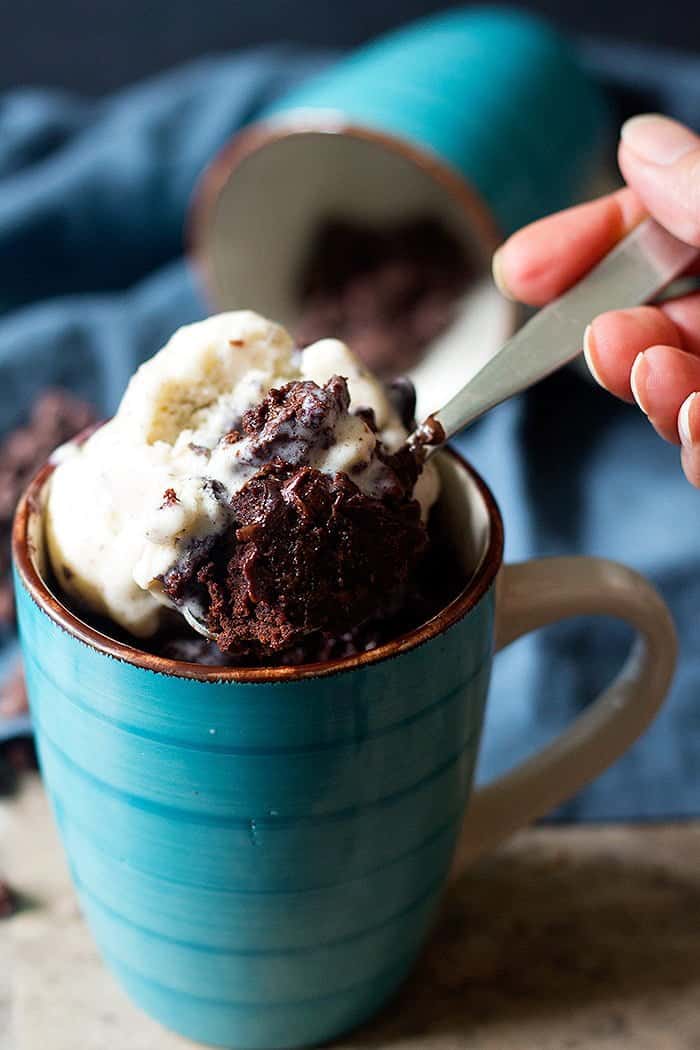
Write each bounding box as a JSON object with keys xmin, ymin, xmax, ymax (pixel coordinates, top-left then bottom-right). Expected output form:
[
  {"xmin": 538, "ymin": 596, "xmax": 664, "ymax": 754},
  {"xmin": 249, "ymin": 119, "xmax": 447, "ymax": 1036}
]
[{"xmin": 492, "ymin": 113, "xmax": 700, "ymax": 487}]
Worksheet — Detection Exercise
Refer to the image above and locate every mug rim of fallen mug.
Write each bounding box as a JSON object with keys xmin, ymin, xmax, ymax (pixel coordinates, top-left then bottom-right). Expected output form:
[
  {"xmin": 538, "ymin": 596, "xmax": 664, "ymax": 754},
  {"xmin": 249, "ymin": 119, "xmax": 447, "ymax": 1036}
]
[{"xmin": 12, "ymin": 439, "xmax": 504, "ymax": 684}]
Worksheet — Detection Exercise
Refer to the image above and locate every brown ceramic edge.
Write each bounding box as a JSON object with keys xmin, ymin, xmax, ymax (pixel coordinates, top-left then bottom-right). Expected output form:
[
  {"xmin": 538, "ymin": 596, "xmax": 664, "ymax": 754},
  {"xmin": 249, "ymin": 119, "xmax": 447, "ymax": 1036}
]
[
  {"xmin": 186, "ymin": 110, "xmax": 519, "ymax": 339},
  {"xmin": 12, "ymin": 445, "xmax": 504, "ymax": 684}
]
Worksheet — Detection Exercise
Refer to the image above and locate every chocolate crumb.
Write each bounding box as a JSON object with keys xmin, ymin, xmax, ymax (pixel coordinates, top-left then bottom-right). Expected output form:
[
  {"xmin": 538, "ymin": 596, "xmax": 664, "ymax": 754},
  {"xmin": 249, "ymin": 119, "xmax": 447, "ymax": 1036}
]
[
  {"xmin": 353, "ymin": 407, "xmax": 378, "ymax": 431},
  {"xmin": 161, "ymin": 488, "xmax": 179, "ymax": 508},
  {"xmin": 0, "ymin": 880, "xmax": 16, "ymax": 919}
]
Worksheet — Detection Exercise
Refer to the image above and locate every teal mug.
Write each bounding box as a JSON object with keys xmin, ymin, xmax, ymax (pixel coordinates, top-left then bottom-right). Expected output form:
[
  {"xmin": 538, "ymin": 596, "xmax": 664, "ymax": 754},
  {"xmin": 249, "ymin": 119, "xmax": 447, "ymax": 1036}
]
[
  {"xmin": 191, "ymin": 8, "xmax": 610, "ymax": 418},
  {"xmin": 13, "ymin": 444, "xmax": 675, "ymax": 1049}
]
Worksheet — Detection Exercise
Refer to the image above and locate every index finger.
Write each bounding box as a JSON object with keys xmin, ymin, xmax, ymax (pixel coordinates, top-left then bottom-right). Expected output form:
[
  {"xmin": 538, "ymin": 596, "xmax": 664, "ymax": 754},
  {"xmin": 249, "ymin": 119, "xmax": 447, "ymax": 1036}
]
[{"xmin": 492, "ymin": 188, "xmax": 646, "ymax": 307}]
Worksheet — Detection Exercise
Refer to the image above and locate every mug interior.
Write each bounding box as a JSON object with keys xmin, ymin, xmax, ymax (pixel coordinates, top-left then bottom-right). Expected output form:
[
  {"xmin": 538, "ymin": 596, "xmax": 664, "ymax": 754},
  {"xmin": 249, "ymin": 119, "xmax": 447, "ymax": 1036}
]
[
  {"xmin": 192, "ymin": 122, "xmax": 516, "ymax": 420},
  {"xmin": 14, "ymin": 446, "xmax": 503, "ymax": 681}
]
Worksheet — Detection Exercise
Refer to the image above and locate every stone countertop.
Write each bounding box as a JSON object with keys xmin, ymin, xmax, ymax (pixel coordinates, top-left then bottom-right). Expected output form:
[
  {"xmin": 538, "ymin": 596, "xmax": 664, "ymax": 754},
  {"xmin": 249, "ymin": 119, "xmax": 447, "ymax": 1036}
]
[{"xmin": 2, "ymin": 775, "xmax": 700, "ymax": 1050}]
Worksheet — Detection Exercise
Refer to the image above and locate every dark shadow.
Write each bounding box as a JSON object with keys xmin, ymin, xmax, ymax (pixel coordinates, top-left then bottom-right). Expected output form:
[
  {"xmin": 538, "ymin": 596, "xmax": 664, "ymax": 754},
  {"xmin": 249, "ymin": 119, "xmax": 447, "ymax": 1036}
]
[
  {"xmin": 348, "ymin": 835, "xmax": 700, "ymax": 1045},
  {"xmin": 519, "ymin": 367, "xmax": 623, "ymax": 553},
  {"xmin": 511, "ymin": 371, "xmax": 632, "ymax": 820}
]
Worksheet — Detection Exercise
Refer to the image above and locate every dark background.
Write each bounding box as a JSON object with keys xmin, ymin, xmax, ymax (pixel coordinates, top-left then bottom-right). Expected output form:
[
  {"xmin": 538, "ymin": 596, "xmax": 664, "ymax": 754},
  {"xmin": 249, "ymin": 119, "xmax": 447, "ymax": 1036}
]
[{"xmin": 4, "ymin": 0, "xmax": 698, "ymax": 96}]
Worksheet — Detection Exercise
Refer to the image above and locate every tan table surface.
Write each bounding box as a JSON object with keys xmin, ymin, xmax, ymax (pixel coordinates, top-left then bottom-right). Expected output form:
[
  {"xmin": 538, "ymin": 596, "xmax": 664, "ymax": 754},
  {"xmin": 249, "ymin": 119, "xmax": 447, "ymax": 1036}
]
[{"xmin": 2, "ymin": 773, "xmax": 700, "ymax": 1050}]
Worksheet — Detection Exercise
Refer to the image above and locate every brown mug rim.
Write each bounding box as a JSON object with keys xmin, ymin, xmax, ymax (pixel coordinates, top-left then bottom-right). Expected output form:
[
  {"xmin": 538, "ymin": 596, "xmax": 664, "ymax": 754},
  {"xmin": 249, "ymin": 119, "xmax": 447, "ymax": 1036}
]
[
  {"xmin": 186, "ymin": 112, "xmax": 518, "ymax": 341},
  {"xmin": 12, "ymin": 443, "xmax": 504, "ymax": 683}
]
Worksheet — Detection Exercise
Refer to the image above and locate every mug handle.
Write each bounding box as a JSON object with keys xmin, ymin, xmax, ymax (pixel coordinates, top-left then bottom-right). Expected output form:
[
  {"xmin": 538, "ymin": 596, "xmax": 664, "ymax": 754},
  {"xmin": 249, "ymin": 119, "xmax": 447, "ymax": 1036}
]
[{"xmin": 455, "ymin": 556, "xmax": 677, "ymax": 866}]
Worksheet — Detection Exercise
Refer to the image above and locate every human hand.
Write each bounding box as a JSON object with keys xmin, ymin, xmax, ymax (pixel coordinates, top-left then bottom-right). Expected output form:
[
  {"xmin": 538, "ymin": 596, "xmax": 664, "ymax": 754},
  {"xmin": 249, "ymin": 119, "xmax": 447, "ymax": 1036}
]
[{"xmin": 492, "ymin": 114, "xmax": 700, "ymax": 486}]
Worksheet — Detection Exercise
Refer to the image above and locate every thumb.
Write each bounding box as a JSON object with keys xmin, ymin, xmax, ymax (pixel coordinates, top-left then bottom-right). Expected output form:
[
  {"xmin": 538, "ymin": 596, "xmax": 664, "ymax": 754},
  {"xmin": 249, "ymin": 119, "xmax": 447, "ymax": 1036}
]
[{"xmin": 619, "ymin": 115, "xmax": 700, "ymax": 247}]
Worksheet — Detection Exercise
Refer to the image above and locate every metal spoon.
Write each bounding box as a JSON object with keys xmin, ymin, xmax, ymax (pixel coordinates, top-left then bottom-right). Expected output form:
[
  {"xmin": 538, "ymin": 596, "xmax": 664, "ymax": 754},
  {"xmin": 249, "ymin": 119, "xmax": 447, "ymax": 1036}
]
[
  {"xmin": 181, "ymin": 603, "xmax": 213, "ymax": 639},
  {"xmin": 408, "ymin": 218, "xmax": 700, "ymax": 455}
]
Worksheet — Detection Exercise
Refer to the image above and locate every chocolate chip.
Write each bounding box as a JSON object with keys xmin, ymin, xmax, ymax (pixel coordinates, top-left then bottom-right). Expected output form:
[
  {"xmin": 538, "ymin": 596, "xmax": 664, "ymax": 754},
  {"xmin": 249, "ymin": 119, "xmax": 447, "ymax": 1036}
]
[
  {"xmin": 353, "ymin": 406, "xmax": 378, "ymax": 432},
  {"xmin": 387, "ymin": 377, "xmax": 418, "ymax": 430}
]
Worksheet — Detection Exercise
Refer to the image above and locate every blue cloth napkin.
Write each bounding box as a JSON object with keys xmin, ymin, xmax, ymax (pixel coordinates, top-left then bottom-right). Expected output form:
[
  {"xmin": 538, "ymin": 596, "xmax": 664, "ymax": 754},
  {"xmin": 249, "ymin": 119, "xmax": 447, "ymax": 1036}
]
[{"xmin": 0, "ymin": 42, "xmax": 698, "ymax": 821}]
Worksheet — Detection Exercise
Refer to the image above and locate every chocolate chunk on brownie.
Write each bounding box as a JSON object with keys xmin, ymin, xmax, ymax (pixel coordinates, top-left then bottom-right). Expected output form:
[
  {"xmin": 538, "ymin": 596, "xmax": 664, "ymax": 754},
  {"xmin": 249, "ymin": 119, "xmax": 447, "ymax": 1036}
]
[{"xmin": 236, "ymin": 374, "xmax": 351, "ymax": 468}]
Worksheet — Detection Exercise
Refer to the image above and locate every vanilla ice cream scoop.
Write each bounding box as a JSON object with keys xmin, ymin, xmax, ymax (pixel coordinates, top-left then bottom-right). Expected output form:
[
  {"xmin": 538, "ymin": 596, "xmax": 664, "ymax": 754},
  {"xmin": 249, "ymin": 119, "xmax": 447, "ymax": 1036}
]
[{"xmin": 46, "ymin": 311, "xmax": 439, "ymax": 639}]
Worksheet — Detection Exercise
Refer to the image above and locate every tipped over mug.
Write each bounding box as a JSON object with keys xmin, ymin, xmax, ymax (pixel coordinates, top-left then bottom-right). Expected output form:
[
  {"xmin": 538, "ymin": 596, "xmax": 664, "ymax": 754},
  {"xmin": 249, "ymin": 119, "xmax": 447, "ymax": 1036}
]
[
  {"xmin": 13, "ymin": 443, "xmax": 675, "ymax": 1049},
  {"xmin": 191, "ymin": 7, "xmax": 610, "ymax": 418}
]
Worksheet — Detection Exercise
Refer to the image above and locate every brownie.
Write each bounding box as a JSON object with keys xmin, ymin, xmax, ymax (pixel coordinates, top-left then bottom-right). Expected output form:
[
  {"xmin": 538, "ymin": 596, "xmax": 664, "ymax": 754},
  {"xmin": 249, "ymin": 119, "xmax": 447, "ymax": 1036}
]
[
  {"xmin": 160, "ymin": 377, "xmax": 428, "ymax": 658},
  {"xmin": 295, "ymin": 215, "xmax": 471, "ymax": 376},
  {"xmin": 156, "ymin": 517, "xmax": 462, "ymax": 668}
]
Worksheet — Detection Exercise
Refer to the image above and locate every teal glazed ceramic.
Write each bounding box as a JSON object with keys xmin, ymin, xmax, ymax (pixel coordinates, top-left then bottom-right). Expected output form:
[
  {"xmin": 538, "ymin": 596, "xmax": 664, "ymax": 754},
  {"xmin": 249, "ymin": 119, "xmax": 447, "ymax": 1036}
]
[
  {"xmin": 13, "ymin": 447, "xmax": 676, "ymax": 1049},
  {"xmin": 264, "ymin": 7, "xmax": 610, "ymax": 236},
  {"xmin": 14, "ymin": 451, "xmax": 499, "ymax": 1049}
]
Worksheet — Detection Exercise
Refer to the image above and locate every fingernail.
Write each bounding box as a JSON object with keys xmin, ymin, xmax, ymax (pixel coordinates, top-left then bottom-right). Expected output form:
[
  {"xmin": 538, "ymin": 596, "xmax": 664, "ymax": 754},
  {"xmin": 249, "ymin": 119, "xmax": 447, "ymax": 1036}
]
[
  {"xmin": 491, "ymin": 247, "xmax": 514, "ymax": 300},
  {"xmin": 630, "ymin": 352, "xmax": 650, "ymax": 414},
  {"xmin": 582, "ymin": 324, "xmax": 605, "ymax": 386},
  {"xmin": 678, "ymin": 392, "xmax": 700, "ymax": 448},
  {"xmin": 621, "ymin": 114, "xmax": 698, "ymax": 165}
]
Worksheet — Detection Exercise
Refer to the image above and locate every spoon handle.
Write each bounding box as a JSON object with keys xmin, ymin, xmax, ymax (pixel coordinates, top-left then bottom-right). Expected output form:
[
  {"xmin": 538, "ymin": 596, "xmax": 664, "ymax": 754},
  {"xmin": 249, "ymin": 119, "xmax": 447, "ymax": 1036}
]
[{"xmin": 426, "ymin": 218, "xmax": 700, "ymax": 447}]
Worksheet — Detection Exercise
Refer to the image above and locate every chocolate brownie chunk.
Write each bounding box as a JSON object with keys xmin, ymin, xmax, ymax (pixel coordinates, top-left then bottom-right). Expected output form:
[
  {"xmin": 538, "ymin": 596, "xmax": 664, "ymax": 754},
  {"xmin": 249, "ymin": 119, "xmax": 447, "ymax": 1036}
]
[
  {"xmin": 295, "ymin": 215, "xmax": 471, "ymax": 376},
  {"xmin": 152, "ymin": 515, "xmax": 462, "ymax": 669},
  {"xmin": 235, "ymin": 374, "xmax": 352, "ymax": 469},
  {"xmin": 160, "ymin": 378, "xmax": 428, "ymax": 657}
]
